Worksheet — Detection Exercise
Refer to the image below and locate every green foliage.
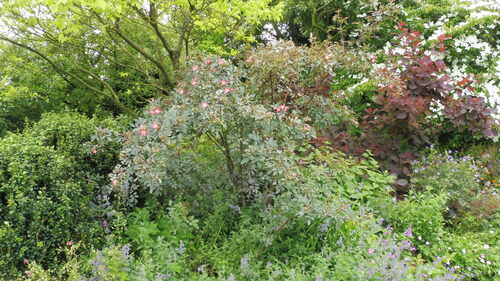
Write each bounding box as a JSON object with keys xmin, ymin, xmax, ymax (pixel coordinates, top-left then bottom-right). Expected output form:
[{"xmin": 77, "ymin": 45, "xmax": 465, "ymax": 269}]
[
  {"xmin": 0, "ymin": 134, "xmax": 103, "ymax": 278},
  {"xmin": 300, "ymin": 149, "xmax": 395, "ymax": 205},
  {"xmin": 0, "ymin": 44, "xmax": 67, "ymax": 135},
  {"xmin": 379, "ymin": 189, "xmax": 448, "ymax": 249},
  {"xmin": 125, "ymin": 204, "xmax": 198, "ymax": 251},
  {"xmin": 410, "ymin": 151, "xmax": 497, "ymax": 221},
  {"xmin": 278, "ymin": 0, "xmax": 403, "ymax": 47},
  {"xmin": 23, "ymin": 148, "xmax": 464, "ymax": 280},
  {"xmin": 0, "ymin": 111, "xmax": 122, "ymax": 278},
  {"xmin": 0, "ymin": 1, "xmax": 498, "ymax": 280}
]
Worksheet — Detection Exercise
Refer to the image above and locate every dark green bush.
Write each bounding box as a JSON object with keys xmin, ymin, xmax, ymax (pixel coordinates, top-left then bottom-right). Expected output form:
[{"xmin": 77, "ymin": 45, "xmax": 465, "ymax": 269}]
[{"xmin": 0, "ymin": 111, "xmax": 123, "ymax": 278}]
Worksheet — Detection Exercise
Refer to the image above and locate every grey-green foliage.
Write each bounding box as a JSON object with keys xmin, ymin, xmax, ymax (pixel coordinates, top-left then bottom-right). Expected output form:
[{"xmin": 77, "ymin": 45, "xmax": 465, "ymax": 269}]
[{"xmin": 97, "ymin": 56, "xmax": 312, "ymax": 208}]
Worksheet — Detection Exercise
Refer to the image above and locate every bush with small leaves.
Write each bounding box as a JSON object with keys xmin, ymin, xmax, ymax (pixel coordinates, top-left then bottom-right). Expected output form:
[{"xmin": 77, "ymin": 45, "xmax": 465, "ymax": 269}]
[
  {"xmin": 0, "ymin": 111, "xmax": 122, "ymax": 278},
  {"xmin": 100, "ymin": 56, "xmax": 312, "ymax": 209}
]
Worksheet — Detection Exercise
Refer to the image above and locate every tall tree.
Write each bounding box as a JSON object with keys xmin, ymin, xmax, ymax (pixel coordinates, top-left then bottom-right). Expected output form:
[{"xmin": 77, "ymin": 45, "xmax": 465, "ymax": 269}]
[{"xmin": 0, "ymin": 0, "xmax": 282, "ymax": 117}]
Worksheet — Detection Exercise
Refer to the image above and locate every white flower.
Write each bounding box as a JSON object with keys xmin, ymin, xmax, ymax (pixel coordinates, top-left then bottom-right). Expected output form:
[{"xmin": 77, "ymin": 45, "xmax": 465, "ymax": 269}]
[{"xmin": 484, "ymin": 244, "xmax": 490, "ymax": 249}]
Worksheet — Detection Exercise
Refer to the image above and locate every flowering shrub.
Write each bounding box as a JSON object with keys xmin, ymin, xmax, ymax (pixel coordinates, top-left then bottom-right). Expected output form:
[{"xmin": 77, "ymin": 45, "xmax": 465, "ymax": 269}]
[
  {"xmin": 94, "ymin": 56, "xmax": 311, "ymax": 208},
  {"xmin": 246, "ymin": 41, "xmax": 364, "ymax": 133}
]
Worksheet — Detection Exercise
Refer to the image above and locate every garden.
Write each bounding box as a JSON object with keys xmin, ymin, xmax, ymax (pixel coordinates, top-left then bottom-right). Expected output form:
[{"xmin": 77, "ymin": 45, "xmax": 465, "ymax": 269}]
[{"xmin": 0, "ymin": 0, "xmax": 498, "ymax": 280}]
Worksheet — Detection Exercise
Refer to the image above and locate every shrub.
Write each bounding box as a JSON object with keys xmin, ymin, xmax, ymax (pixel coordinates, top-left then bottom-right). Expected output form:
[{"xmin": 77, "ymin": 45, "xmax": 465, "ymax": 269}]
[
  {"xmin": 246, "ymin": 41, "xmax": 364, "ymax": 134},
  {"xmin": 377, "ymin": 188, "xmax": 448, "ymax": 253},
  {"xmin": 356, "ymin": 23, "xmax": 497, "ymax": 185},
  {"xmin": 410, "ymin": 151, "xmax": 498, "ymax": 222},
  {"xmin": 0, "ymin": 135, "xmax": 104, "ymax": 278},
  {"xmin": 0, "ymin": 111, "xmax": 122, "ymax": 278},
  {"xmin": 99, "ymin": 55, "xmax": 312, "ymax": 209}
]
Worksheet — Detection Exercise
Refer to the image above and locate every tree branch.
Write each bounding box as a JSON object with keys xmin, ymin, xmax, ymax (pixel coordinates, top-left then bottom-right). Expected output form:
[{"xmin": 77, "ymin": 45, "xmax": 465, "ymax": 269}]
[{"xmin": 0, "ymin": 36, "xmax": 138, "ymax": 118}]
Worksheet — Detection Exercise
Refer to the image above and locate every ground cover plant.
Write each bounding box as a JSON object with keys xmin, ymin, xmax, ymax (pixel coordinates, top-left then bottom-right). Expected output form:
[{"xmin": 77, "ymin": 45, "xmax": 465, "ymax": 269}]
[{"xmin": 0, "ymin": 0, "xmax": 498, "ymax": 280}]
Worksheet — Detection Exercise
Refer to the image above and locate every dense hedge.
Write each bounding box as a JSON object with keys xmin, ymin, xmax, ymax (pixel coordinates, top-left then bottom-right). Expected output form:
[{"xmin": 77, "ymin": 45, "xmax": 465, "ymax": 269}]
[{"xmin": 0, "ymin": 112, "xmax": 123, "ymax": 278}]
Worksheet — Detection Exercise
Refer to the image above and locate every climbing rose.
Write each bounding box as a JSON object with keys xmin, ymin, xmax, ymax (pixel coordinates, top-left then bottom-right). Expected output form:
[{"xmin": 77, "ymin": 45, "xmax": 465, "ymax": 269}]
[
  {"xmin": 178, "ymin": 88, "xmax": 185, "ymax": 94},
  {"xmin": 139, "ymin": 127, "xmax": 148, "ymax": 136},
  {"xmin": 221, "ymin": 80, "xmax": 228, "ymax": 86},
  {"xmin": 224, "ymin": 87, "xmax": 231, "ymax": 94},
  {"xmin": 191, "ymin": 65, "xmax": 200, "ymax": 71},
  {"xmin": 191, "ymin": 79, "xmax": 197, "ymax": 86},
  {"xmin": 152, "ymin": 122, "xmax": 159, "ymax": 130}
]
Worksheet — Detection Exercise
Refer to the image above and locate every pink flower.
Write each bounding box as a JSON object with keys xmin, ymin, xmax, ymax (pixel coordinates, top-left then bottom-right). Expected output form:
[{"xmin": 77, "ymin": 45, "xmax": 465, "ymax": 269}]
[
  {"xmin": 111, "ymin": 179, "xmax": 119, "ymax": 186},
  {"xmin": 205, "ymin": 59, "xmax": 212, "ymax": 65},
  {"xmin": 275, "ymin": 104, "xmax": 288, "ymax": 112},
  {"xmin": 368, "ymin": 248, "xmax": 375, "ymax": 254},
  {"xmin": 152, "ymin": 122, "xmax": 159, "ymax": 130},
  {"xmin": 139, "ymin": 128, "xmax": 148, "ymax": 136},
  {"xmin": 91, "ymin": 148, "xmax": 98, "ymax": 154},
  {"xmin": 191, "ymin": 65, "xmax": 200, "ymax": 71},
  {"xmin": 218, "ymin": 59, "xmax": 226, "ymax": 65},
  {"xmin": 224, "ymin": 87, "xmax": 231, "ymax": 94},
  {"xmin": 66, "ymin": 241, "xmax": 74, "ymax": 246},
  {"xmin": 201, "ymin": 102, "xmax": 209, "ymax": 108},
  {"xmin": 149, "ymin": 107, "xmax": 162, "ymax": 115},
  {"xmin": 25, "ymin": 271, "xmax": 32, "ymax": 277},
  {"xmin": 178, "ymin": 88, "xmax": 185, "ymax": 94},
  {"xmin": 404, "ymin": 257, "xmax": 411, "ymax": 261},
  {"xmin": 191, "ymin": 79, "xmax": 197, "ymax": 86},
  {"xmin": 221, "ymin": 80, "xmax": 228, "ymax": 86},
  {"xmin": 23, "ymin": 259, "xmax": 29, "ymax": 265},
  {"xmin": 422, "ymin": 273, "xmax": 428, "ymax": 278},
  {"xmin": 245, "ymin": 56, "xmax": 254, "ymax": 63}
]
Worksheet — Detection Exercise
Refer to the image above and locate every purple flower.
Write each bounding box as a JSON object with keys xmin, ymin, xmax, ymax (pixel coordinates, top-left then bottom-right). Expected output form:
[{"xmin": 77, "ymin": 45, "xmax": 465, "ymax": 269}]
[
  {"xmin": 240, "ymin": 256, "xmax": 250, "ymax": 270},
  {"xmin": 176, "ymin": 241, "xmax": 186, "ymax": 255},
  {"xmin": 368, "ymin": 248, "xmax": 375, "ymax": 254},
  {"xmin": 405, "ymin": 227, "xmax": 413, "ymax": 237},
  {"xmin": 229, "ymin": 205, "xmax": 241, "ymax": 213},
  {"xmin": 318, "ymin": 223, "xmax": 329, "ymax": 233},
  {"xmin": 121, "ymin": 244, "xmax": 131, "ymax": 258}
]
